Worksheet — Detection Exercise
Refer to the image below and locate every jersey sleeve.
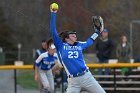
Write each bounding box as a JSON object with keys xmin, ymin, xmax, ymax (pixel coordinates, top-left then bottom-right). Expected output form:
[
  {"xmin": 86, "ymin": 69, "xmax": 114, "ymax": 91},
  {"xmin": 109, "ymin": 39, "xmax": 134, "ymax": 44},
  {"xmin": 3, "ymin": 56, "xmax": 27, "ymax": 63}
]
[
  {"xmin": 35, "ymin": 53, "xmax": 44, "ymax": 67},
  {"xmin": 80, "ymin": 30, "xmax": 100, "ymax": 49},
  {"xmin": 79, "ymin": 38, "xmax": 94, "ymax": 49},
  {"xmin": 53, "ymin": 53, "xmax": 58, "ymax": 59},
  {"xmin": 50, "ymin": 12, "xmax": 63, "ymax": 49}
]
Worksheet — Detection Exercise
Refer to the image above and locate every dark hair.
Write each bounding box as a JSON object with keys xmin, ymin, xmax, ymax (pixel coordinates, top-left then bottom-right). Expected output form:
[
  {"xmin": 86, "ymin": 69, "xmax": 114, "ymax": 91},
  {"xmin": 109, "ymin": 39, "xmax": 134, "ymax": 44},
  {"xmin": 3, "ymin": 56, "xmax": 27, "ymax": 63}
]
[
  {"xmin": 59, "ymin": 30, "xmax": 76, "ymax": 42},
  {"xmin": 41, "ymin": 39, "xmax": 47, "ymax": 43},
  {"xmin": 46, "ymin": 38, "xmax": 54, "ymax": 50}
]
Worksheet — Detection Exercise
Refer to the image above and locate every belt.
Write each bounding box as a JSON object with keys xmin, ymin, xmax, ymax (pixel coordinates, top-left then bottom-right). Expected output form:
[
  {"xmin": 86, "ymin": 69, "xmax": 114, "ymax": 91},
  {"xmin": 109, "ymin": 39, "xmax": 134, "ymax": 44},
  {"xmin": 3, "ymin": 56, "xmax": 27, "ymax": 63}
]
[{"xmin": 68, "ymin": 69, "xmax": 88, "ymax": 78}]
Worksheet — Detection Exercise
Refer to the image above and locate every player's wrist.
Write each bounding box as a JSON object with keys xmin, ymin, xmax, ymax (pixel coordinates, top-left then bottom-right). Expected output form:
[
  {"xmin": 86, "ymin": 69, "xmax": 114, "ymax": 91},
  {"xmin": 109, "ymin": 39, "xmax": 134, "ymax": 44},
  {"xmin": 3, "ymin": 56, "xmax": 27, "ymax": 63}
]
[
  {"xmin": 51, "ymin": 12, "xmax": 56, "ymax": 14},
  {"xmin": 51, "ymin": 11, "xmax": 57, "ymax": 13},
  {"xmin": 90, "ymin": 32, "xmax": 99, "ymax": 40},
  {"xmin": 95, "ymin": 29, "xmax": 101, "ymax": 34}
]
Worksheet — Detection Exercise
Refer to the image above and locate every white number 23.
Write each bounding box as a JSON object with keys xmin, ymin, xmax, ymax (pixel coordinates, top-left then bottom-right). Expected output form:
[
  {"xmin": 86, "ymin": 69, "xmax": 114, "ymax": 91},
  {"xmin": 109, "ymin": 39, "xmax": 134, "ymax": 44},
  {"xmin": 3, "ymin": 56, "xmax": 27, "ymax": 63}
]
[{"xmin": 68, "ymin": 51, "xmax": 79, "ymax": 58}]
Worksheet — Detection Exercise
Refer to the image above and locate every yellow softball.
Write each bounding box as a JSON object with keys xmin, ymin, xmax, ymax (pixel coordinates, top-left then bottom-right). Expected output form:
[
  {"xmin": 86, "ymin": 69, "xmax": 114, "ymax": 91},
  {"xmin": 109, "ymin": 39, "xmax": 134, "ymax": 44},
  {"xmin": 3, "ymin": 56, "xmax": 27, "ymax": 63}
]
[{"xmin": 51, "ymin": 3, "xmax": 59, "ymax": 11}]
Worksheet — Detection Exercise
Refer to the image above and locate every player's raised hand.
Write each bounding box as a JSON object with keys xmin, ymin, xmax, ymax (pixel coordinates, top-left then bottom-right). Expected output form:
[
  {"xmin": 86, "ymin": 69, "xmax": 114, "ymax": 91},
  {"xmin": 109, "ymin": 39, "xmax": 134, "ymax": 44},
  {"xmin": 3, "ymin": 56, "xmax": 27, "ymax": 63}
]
[{"xmin": 50, "ymin": 3, "xmax": 59, "ymax": 13}]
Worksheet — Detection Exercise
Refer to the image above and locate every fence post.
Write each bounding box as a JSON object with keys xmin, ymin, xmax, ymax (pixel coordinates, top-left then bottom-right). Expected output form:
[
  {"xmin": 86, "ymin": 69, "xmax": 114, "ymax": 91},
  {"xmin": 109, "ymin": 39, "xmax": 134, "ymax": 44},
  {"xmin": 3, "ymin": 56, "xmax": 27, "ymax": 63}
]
[
  {"xmin": 14, "ymin": 69, "xmax": 17, "ymax": 93},
  {"xmin": 61, "ymin": 69, "xmax": 64, "ymax": 93},
  {"xmin": 113, "ymin": 68, "xmax": 117, "ymax": 91}
]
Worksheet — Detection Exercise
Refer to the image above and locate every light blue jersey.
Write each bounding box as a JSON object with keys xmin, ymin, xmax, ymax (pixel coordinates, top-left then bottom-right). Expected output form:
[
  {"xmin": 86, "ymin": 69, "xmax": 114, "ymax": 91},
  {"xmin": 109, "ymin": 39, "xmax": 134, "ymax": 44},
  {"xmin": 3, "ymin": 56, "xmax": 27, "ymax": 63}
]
[
  {"xmin": 35, "ymin": 52, "xmax": 57, "ymax": 70},
  {"xmin": 50, "ymin": 12, "xmax": 97, "ymax": 76}
]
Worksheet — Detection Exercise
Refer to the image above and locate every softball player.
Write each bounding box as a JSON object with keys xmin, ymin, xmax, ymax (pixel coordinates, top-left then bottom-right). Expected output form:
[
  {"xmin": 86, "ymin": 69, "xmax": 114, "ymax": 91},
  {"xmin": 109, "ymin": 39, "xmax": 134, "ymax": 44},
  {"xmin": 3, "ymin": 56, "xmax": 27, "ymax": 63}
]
[
  {"xmin": 34, "ymin": 39, "xmax": 58, "ymax": 93},
  {"xmin": 35, "ymin": 39, "xmax": 47, "ymax": 60},
  {"xmin": 34, "ymin": 39, "xmax": 47, "ymax": 93},
  {"xmin": 50, "ymin": 7, "xmax": 106, "ymax": 93}
]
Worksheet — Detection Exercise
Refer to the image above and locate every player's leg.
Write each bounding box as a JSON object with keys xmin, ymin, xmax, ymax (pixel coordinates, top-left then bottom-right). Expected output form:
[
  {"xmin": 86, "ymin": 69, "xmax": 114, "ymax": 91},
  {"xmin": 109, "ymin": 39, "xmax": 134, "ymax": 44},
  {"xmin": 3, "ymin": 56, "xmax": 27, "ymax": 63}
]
[
  {"xmin": 66, "ymin": 86, "xmax": 81, "ymax": 93},
  {"xmin": 39, "ymin": 70, "xmax": 50, "ymax": 93},
  {"xmin": 81, "ymin": 71, "xmax": 106, "ymax": 93},
  {"xmin": 46, "ymin": 69, "xmax": 55, "ymax": 93},
  {"xmin": 38, "ymin": 78, "xmax": 44, "ymax": 93},
  {"xmin": 85, "ymin": 77, "xmax": 106, "ymax": 93},
  {"xmin": 66, "ymin": 78, "xmax": 81, "ymax": 93},
  {"xmin": 36, "ymin": 69, "xmax": 44, "ymax": 93}
]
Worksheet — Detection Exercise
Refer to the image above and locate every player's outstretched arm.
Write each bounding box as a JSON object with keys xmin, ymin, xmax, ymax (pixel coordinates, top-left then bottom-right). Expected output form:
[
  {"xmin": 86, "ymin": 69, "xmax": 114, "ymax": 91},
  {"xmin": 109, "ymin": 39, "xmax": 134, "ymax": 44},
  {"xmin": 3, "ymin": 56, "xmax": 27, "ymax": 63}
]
[
  {"xmin": 79, "ymin": 16, "xmax": 104, "ymax": 49},
  {"xmin": 50, "ymin": 3, "xmax": 63, "ymax": 49}
]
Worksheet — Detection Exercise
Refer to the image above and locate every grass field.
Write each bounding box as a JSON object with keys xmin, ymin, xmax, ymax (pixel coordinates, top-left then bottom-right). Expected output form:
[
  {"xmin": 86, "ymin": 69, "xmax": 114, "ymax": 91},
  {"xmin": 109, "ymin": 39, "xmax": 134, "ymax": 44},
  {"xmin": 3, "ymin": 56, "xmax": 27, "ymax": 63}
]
[
  {"xmin": 17, "ymin": 70, "xmax": 38, "ymax": 89},
  {"xmin": 16, "ymin": 69, "xmax": 98, "ymax": 89}
]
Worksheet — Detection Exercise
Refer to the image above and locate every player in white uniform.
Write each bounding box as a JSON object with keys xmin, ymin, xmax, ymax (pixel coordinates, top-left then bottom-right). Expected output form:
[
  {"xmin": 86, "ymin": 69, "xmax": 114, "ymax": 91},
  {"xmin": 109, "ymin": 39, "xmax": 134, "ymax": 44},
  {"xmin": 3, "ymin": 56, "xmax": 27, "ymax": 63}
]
[
  {"xmin": 34, "ymin": 39, "xmax": 47, "ymax": 93},
  {"xmin": 34, "ymin": 39, "xmax": 60, "ymax": 93},
  {"xmin": 50, "ymin": 5, "xmax": 106, "ymax": 93}
]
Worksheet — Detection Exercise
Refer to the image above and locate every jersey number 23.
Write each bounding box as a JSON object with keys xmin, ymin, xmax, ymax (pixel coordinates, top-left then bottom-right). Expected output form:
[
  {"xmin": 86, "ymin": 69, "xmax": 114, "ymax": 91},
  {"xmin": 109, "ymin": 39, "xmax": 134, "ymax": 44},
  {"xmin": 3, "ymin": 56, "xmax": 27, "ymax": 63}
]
[{"xmin": 68, "ymin": 51, "xmax": 79, "ymax": 58}]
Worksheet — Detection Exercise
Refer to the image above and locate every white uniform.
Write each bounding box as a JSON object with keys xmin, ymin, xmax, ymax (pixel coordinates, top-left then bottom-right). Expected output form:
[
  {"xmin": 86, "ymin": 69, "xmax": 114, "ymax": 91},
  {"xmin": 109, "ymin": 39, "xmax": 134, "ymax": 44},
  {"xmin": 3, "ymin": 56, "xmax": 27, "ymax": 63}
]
[{"xmin": 35, "ymin": 51, "xmax": 57, "ymax": 93}]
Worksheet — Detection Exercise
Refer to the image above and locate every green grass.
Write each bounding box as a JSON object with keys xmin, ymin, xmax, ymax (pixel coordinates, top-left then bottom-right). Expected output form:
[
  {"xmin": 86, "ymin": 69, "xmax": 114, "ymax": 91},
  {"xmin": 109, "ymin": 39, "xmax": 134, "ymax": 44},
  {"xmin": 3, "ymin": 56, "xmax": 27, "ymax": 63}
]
[
  {"xmin": 17, "ymin": 70, "xmax": 38, "ymax": 89},
  {"xmin": 16, "ymin": 69, "xmax": 98, "ymax": 89}
]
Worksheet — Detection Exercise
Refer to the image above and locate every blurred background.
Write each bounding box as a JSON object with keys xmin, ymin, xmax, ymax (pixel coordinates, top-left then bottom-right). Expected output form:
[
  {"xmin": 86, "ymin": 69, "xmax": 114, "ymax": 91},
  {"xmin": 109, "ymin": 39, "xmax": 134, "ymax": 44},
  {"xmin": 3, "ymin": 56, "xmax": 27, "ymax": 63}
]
[
  {"xmin": 0, "ymin": 0, "xmax": 140, "ymax": 93},
  {"xmin": 0, "ymin": 0, "xmax": 140, "ymax": 65}
]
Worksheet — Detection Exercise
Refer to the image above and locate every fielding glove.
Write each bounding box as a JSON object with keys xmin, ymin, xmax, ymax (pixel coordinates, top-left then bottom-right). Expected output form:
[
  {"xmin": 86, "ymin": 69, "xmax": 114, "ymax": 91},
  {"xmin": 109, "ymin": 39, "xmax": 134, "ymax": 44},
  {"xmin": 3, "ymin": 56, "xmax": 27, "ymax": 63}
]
[{"xmin": 92, "ymin": 16, "xmax": 104, "ymax": 33}]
